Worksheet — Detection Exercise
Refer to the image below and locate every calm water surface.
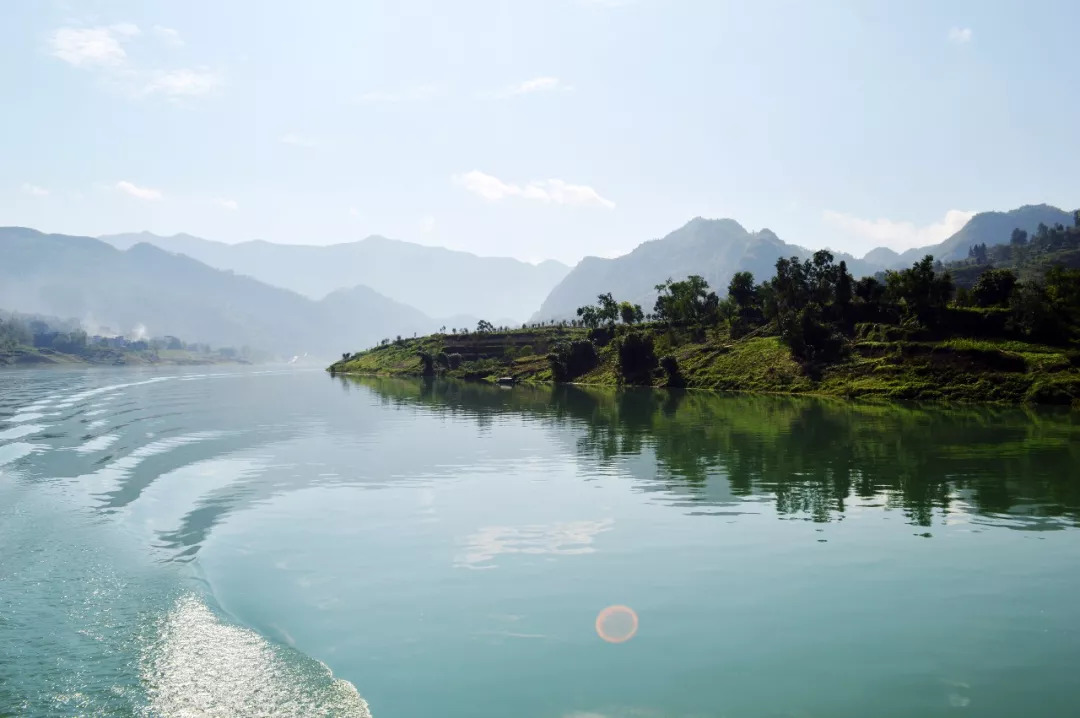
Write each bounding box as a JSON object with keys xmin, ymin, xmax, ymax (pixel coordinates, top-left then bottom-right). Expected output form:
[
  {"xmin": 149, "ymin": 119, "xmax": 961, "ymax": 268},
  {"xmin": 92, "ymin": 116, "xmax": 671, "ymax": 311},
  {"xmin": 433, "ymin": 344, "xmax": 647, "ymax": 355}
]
[{"xmin": 1, "ymin": 367, "xmax": 1079, "ymax": 717}]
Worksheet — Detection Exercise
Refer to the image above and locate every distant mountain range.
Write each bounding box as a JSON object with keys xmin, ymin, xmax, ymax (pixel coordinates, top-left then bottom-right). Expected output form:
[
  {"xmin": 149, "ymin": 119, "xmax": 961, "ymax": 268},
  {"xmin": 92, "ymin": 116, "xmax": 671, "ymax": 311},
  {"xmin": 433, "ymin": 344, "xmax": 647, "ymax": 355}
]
[
  {"xmin": 532, "ymin": 204, "xmax": 1075, "ymax": 320},
  {"xmin": 0, "ymin": 228, "xmax": 442, "ymax": 358},
  {"xmin": 99, "ymin": 231, "xmax": 570, "ymax": 323},
  {"xmin": 4, "ymin": 204, "xmax": 1073, "ymax": 357}
]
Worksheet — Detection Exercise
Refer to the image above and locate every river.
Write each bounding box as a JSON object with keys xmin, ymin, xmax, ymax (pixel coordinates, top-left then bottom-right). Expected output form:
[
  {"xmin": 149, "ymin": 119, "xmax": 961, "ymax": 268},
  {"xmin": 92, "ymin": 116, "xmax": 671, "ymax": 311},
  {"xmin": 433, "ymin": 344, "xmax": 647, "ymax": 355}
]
[{"xmin": 1, "ymin": 367, "xmax": 1079, "ymax": 717}]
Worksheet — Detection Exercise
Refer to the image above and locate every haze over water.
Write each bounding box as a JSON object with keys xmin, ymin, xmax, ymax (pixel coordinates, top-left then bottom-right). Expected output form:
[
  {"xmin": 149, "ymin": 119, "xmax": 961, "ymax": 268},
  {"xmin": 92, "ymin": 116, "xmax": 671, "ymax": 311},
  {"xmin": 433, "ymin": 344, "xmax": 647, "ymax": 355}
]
[{"xmin": 2, "ymin": 367, "xmax": 1079, "ymax": 717}]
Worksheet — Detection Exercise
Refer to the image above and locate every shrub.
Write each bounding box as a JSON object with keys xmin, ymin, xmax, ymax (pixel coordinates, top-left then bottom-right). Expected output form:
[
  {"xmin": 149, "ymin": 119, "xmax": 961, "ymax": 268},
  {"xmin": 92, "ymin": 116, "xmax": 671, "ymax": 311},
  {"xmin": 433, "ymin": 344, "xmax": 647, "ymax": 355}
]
[
  {"xmin": 616, "ymin": 331, "xmax": 658, "ymax": 385},
  {"xmin": 416, "ymin": 350, "xmax": 435, "ymax": 376},
  {"xmin": 660, "ymin": 354, "xmax": 684, "ymax": 387},
  {"xmin": 547, "ymin": 339, "xmax": 599, "ymax": 382},
  {"xmin": 587, "ymin": 326, "xmax": 615, "ymax": 347},
  {"xmin": 447, "ymin": 353, "xmax": 463, "ymax": 369},
  {"xmin": 972, "ymin": 268, "xmax": 1018, "ymax": 308}
]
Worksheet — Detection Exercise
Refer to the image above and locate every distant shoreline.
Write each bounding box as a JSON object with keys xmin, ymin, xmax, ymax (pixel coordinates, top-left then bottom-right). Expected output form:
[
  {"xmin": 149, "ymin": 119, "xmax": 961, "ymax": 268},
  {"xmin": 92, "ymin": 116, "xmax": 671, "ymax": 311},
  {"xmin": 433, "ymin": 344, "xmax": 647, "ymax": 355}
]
[{"xmin": 0, "ymin": 345, "xmax": 250, "ymax": 368}]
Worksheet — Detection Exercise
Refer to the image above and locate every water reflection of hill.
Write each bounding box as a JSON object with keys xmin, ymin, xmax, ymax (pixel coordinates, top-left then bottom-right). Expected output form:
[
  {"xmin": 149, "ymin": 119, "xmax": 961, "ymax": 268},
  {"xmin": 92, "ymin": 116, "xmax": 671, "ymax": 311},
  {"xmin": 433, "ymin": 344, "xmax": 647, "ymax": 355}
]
[{"xmin": 343, "ymin": 376, "xmax": 1080, "ymax": 529}]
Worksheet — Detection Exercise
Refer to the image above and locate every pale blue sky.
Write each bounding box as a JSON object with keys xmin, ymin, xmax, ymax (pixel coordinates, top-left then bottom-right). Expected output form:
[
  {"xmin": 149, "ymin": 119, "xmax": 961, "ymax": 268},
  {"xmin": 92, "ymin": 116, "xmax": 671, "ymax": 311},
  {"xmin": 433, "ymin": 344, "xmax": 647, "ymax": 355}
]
[{"xmin": 2, "ymin": 0, "xmax": 1077, "ymax": 264}]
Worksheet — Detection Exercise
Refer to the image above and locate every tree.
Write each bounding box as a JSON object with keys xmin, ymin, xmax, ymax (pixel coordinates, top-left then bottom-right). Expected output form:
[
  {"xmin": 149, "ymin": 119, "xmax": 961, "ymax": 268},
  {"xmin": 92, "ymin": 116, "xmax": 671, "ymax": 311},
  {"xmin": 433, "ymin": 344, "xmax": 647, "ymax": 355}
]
[
  {"xmin": 884, "ymin": 255, "xmax": 953, "ymax": 318},
  {"xmin": 619, "ymin": 301, "xmax": 644, "ymax": 325},
  {"xmin": 1010, "ymin": 228, "xmax": 1028, "ymax": 246},
  {"xmin": 477, "ymin": 320, "xmax": 495, "ymax": 333},
  {"xmin": 727, "ymin": 271, "xmax": 759, "ymax": 312},
  {"xmin": 577, "ymin": 304, "xmax": 601, "ymax": 329},
  {"xmin": 854, "ymin": 276, "xmax": 884, "ymax": 304},
  {"xmin": 971, "ymin": 268, "xmax": 1018, "ymax": 308},
  {"xmin": 968, "ymin": 243, "xmax": 988, "ymax": 264},
  {"xmin": 1074, "ymin": 210, "xmax": 1080, "ymax": 229},
  {"xmin": 596, "ymin": 293, "xmax": 620, "ymax": 327},
  {"xmin": 835, "ymin": 260, "xmax": 853, "ymax": 308},
  {"xmin": 653, "ymin": 275, "xmax": 720, "ymax": 325}
]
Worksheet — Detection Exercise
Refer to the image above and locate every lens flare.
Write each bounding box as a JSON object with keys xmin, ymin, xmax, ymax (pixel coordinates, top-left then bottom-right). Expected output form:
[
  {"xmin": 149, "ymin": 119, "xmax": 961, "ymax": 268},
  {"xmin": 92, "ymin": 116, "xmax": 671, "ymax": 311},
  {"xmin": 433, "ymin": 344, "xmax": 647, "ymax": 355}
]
[{"xmin": 595, "ymin": 605, "xmax": 638, "ymax": 644}]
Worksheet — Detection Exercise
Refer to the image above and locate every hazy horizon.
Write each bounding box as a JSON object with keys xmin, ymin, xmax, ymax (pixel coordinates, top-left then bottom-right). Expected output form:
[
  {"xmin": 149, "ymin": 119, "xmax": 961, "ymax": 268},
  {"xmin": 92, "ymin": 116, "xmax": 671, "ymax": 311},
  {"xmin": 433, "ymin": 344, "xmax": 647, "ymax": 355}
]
[{"xmin": 3, "ymin": 1, "xmax": 1079, "ymax": 265}]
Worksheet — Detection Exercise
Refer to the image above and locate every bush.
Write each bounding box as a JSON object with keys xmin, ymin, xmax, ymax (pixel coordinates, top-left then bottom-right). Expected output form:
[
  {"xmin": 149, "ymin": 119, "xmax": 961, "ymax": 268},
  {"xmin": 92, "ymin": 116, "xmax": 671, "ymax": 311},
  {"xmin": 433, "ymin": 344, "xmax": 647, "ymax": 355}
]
[
  {"xmin": 780, "ymin": 304, "xmax": 847, "ymax": 363},
  {"xmin": 587, "ymin": 326, "xmax": 615, "ymax": 347},
  {"xmin": 547, "ymin": 339, "xmax": 599, "ymax": 382},
  {"xmin": 518, "ymin": 344, "xmax": 534, "ymax": 357},
  {"xmin": 660, "ymin": 354, "xmax": 684, "ymax": 387},
  {"xmin": 616, "ymin": 331, "xmax": 658, "ymax": 385},
  {"xmin": 416, "ymin": 350, "xmax": 435, "ymax": 376},
  {"xmin": 972, "ymin": 268, "xmax": 1018, "ymax": 308},
  {"xmin": 447, "ymin": 353, "xmax": 463, "ymax": 369}
]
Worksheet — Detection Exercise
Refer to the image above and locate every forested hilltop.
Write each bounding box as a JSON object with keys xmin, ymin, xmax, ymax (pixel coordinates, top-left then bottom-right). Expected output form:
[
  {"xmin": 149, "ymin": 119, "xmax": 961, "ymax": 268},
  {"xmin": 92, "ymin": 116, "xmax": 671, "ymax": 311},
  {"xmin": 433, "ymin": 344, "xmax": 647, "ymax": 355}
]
[{"xmin": 329, "ymin": 216, "xmax": 1080, "ymax": 406}]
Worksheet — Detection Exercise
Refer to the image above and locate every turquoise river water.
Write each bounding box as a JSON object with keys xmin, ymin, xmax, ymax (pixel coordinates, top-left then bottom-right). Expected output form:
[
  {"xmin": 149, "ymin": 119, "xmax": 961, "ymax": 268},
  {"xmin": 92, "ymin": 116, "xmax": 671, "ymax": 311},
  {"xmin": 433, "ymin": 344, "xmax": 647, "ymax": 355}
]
[{"xmin": 1, "ymin": 367, "xmax": 1079, "ymax": 717}]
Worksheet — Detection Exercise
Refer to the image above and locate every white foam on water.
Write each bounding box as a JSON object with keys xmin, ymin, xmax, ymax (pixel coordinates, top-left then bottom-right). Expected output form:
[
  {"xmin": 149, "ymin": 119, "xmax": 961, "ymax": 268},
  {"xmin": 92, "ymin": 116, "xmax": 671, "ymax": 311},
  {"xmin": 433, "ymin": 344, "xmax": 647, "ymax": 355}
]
[
  {"xmin": 0, "ymin": 441, "xmax": 38, "ymax": 469},
  {"xmin": 74, "ymin": 434, "xmax": 119, "ymax": 455},
  {"xmin": 140, "ymin": 595, "xmax": 371, "ymax": 718},
  {"xmin": 66, "ymin": 377, "xmax": 175, "ymax": 404},
  {"xmin": 0, "ymin": 423, "xmax": 48, "ymax": 442},
  {"xmin": 5, "ymin": 410, "xmax": 49, "ymax": 424}
]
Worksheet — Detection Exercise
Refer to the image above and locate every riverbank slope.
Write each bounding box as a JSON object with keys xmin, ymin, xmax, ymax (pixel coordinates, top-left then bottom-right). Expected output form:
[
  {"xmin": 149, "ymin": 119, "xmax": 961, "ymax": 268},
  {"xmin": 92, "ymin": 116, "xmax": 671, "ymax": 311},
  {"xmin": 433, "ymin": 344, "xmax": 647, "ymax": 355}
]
[{"xmin": 327, "ymin": 325, "xmax": 1080, "ymax": 405}]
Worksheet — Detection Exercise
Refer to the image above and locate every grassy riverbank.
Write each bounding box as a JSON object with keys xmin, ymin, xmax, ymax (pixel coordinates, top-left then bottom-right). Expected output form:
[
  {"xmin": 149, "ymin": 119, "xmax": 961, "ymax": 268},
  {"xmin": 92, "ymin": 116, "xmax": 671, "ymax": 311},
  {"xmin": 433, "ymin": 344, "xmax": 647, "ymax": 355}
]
[{"xmin": 327, "ymin": 325, "xmax": 1080, "ymax": 405}]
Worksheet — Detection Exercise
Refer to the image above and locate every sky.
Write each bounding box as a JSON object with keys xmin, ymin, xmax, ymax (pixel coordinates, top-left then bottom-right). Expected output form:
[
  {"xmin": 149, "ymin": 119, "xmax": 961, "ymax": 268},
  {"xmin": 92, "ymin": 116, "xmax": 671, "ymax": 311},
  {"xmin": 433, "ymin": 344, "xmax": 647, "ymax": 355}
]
[{"xmin": 2, "ymin": 0, "xmax": 1078, "ymax": 265}]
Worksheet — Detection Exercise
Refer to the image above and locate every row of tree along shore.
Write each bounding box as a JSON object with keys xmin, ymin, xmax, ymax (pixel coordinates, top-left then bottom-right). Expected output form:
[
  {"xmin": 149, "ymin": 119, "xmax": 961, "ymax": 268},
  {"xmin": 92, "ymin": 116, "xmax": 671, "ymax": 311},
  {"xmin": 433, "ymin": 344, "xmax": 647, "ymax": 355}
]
[{"xmin": 330, "ymin": 220, "xmax": 1080, "ymax": 405}]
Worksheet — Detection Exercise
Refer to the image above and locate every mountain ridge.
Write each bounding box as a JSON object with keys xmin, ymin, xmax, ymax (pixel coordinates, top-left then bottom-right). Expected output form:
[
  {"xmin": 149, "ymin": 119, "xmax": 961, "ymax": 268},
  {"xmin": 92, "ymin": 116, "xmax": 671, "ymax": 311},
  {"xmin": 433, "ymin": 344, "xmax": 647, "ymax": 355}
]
[
  {"xmin": 99, "ymin": 231, "xmax": 572, "ymax": 321},
  {"xmin": 0, "ymin": 228, "xmax": 448, "ymax": 358},
  {"xmin": 532, "ymin": 204, "xmax": 1076, "ymax": 321}
]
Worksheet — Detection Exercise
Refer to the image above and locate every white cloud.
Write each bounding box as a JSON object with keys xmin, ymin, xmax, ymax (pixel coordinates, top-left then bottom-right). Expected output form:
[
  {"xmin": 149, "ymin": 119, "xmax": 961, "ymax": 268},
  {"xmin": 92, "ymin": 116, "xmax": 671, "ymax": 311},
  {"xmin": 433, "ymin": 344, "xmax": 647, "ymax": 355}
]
[
  {"xmin": 152, "ymin": 25, "xmax": 184, "ymax": 47},
  {"xmin": 143, "ymin": 68, "xmax": 222, "ymax": 97},
  {"xmin": 49, "ymin": 24, "xmax": 138, "ymax": 67},
  {"xmin": 948, "ymin": 27, "xmax": 973, "ymax": 44},
  {"xmin": 453, "ymin": 170, "xmax": 615, "ymax": 209},
  {"xmin": 503, "ymin": 76, "xmax": 570, "ymax": 96},
  {"xmin": 348, "ymin": 207, "xmax": 361, "ymax": 217},
  {"xmin": 49, "ymin": 22, "xmax": 221, "ymax": 102},
  {"xmin": 213, "ymin": 198, "xmax": 238, "ymax": 210},
  {"xmin": 358, "ymin": 84, "xmax": 442, "ymax": 103},
  {"xmin": 822, "ymin": 208, "xmax": 975, "ymax": 251},
  {"xmin": 419, "ymin": 216, "xmax": 436, "ymax": 234},
  {"xmin": 278, "ymin": 133, "xmax": 319, "ymax": 148},
  {"xmin": 22, "ymin": 183, "xmax": 49, "ymax": 197},
  {"xmin": 116, "ymin": 180, "xmax": 162, "ymax": 201}
]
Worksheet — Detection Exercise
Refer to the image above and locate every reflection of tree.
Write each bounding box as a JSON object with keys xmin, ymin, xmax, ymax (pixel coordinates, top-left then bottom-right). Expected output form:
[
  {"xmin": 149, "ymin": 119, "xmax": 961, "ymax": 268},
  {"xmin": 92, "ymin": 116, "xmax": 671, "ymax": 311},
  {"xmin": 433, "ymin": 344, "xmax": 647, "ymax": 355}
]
[{"xmin": 342, "ymin": 375, "xmax": 1080, "ymax": 528}]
